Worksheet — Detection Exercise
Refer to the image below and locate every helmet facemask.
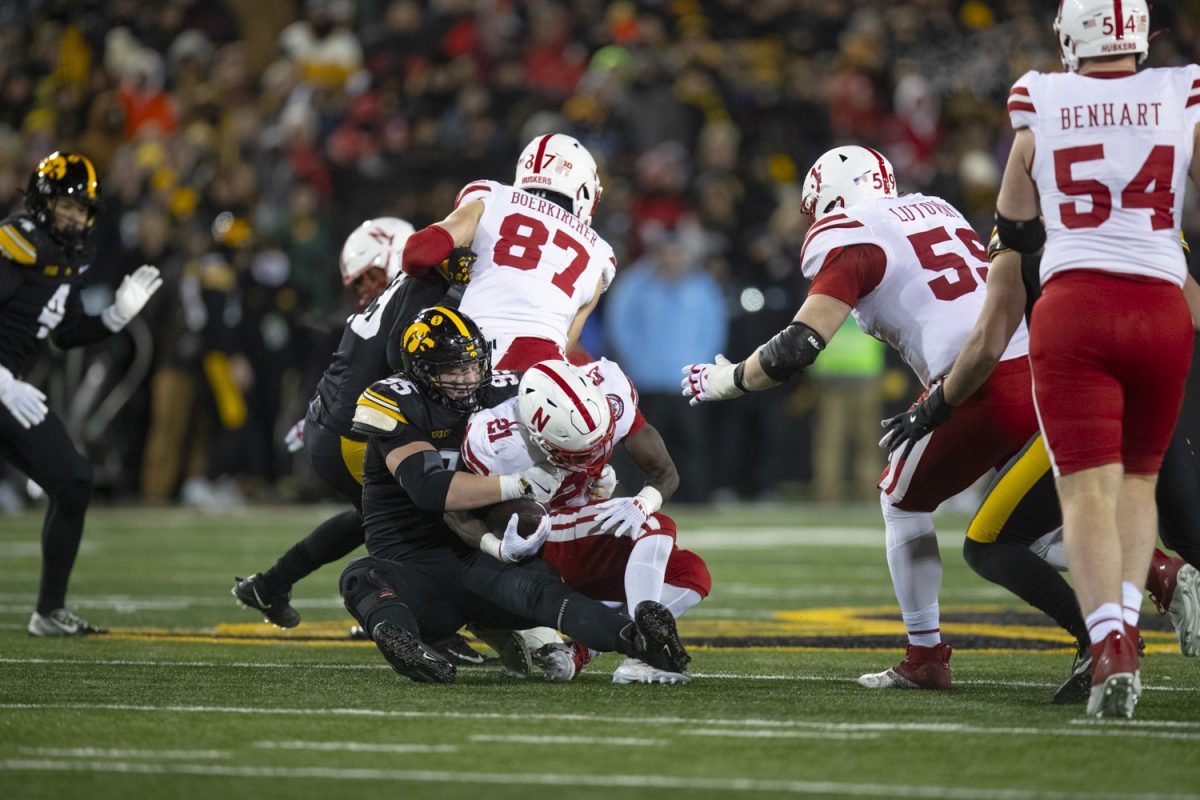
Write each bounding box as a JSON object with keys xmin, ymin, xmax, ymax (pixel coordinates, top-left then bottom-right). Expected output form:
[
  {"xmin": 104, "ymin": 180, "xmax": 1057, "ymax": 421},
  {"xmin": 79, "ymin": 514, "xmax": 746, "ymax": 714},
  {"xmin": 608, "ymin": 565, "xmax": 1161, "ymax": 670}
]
[{"xmin": 400, "ymin": 307, "xmax": 492, "ymax": 412}]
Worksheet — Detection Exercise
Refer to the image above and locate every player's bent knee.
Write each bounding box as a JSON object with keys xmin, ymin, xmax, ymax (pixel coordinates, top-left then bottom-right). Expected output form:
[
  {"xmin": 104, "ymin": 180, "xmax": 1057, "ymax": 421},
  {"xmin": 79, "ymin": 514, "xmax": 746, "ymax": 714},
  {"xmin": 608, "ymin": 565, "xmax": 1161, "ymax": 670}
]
[
  {"xmin": 666, "ymin": 548, "xmax": 711, "ymax": 597},
  {"xmin": 881, "ymin": 492, "xmax": 935, "ymax": 548},
  {"xmin": 340, "ymin": 557, "xmax": 404, "ymax": 625}
]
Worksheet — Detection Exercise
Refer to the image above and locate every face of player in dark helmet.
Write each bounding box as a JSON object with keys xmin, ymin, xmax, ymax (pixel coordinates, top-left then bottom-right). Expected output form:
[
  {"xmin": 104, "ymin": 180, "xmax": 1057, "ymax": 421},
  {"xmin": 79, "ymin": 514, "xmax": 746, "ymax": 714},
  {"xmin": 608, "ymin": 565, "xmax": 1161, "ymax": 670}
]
[
  {"xmin": 431, "ymin": 362, "xmax": 484, "ymax": 403},
  {"xmin": 50, "ymin": 197, "xmax": 90, "ymax": 242}
]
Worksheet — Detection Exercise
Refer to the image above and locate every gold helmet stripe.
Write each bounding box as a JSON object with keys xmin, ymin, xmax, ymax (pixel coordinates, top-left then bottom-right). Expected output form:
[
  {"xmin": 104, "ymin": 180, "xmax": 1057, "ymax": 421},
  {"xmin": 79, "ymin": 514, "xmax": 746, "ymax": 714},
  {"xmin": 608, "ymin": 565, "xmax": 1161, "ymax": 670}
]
[
  {"xmin": 67, "ymin": 154, "xmax": 99, "ymax": 199},
  {"xmin": 435, "ymin": 306, "xmax": 471, "ymax": 337}
]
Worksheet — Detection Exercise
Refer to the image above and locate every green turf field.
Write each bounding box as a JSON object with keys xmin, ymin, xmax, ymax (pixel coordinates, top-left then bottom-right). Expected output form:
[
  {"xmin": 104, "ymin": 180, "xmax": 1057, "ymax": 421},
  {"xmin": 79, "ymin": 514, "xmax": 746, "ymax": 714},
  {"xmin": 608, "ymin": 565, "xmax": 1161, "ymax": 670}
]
[{"xmin": 1, "ymin": 504, "xmax": 1197, "ymax": 799}]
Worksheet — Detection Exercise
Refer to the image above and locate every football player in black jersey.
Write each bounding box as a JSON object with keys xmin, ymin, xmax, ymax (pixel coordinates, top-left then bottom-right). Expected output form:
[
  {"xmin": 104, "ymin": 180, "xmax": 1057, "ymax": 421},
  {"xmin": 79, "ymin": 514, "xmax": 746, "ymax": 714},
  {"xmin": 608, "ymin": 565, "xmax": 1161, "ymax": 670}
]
[
  {"xmin": 233, "ymin": 218, "xmax": 472, "ymax": 629},
  {"xmin": 885, "ymin": 233, "xmax": 1200, "ymax": 703},
  {"xmin": 0, "ymin": 152, "xmax": 162, "ymax": 636},
  {"xmin": 341, "ymin": 306, "xmax": 692, "ymax": 683}
]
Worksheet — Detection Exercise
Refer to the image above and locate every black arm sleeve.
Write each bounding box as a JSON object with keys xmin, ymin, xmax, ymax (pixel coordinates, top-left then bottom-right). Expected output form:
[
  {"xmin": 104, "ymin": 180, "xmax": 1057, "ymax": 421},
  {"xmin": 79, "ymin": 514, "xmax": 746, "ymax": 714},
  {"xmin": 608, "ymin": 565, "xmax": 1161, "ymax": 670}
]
[
  {"xmin": 395, "ymin": 449, "xmax": 457, "ymax": 512},
  {"xmin": 50, "ymin": 285, "xmax": 113, "ymax": 349},
  {"xmin": 758, "ymin": 322, "xmax": 827, "ymax": 382},
  {"xmin": 0, "ymin": 259, "xmax": 22, "ymax": 308}
]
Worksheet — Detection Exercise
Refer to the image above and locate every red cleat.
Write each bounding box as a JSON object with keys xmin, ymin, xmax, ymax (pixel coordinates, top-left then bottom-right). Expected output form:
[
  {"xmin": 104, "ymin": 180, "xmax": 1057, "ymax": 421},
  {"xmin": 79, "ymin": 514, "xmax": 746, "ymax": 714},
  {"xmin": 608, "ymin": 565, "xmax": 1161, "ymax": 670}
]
[
  {"xmin": 1086, "ymin": 630, "xmax": 1139, "ymax": 718},
  {"xmin": 858, "ymin": 642, "xmax": 952, "ymax": 689}
]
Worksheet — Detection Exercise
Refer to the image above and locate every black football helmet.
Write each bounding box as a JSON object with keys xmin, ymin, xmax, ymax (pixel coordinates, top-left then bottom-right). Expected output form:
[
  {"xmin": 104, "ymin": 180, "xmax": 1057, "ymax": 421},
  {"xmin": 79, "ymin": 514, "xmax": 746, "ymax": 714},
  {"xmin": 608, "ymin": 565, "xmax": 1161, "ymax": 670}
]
[
  {"xmin": 399, "ymin": 306, "xmax": 492, "ymax": 412},
  {"xmin": 25, "ymin": 151, "xmax": 102, "ymax": 250}
]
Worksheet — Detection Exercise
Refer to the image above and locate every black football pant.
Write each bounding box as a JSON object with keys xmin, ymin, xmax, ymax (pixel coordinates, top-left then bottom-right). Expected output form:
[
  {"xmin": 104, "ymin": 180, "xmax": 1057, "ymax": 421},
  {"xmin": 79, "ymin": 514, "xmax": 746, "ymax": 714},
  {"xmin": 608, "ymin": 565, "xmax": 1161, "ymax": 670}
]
[
  {"xmin": 0, "ymin": 407, "xmax": 92, "ymax": 614},
  {"xmin": 259, "ymin": 409, "xmax": 365, "ymax": 596},
  {"xmin": 340, "ymin": 548, "xmax": 641, "ymax": 656},
  {"xmin": 963, "ymin": 426, "xmax": 1200, "ymax": 648}
]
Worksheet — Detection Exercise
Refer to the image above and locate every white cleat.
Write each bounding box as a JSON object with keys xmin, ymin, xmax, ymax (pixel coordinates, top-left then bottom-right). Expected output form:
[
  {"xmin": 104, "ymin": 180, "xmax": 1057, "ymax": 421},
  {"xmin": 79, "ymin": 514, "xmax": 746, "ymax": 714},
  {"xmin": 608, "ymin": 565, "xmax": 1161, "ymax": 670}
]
[
  {"xmin": 27, "ymin": 609, "xmax": 106, "ymax": 637},
  {"xmin": 611, "ymin": 656, "xmax": 690, "ymax": 685},
  {"xmin": 857, "ymin": 667, "xmax": 920, "ymax": 689},
  {"xmin": 1168, "ymin": 564, "xmax": 1200, "ymax": 657}
]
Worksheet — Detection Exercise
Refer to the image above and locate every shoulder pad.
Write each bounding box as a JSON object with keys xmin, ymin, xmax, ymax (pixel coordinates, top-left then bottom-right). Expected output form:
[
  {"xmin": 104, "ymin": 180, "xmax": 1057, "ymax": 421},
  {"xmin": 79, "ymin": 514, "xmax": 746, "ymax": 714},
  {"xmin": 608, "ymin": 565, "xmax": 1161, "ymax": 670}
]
[
  {"xmin": 352, "ymin": 379, "xmax": 415, "ymax": 434},
  {"xmin": 1007, "ymin": 71, "xmax": 1038, "ymax": 130},
  {"xmin": 800, "ymin": 213, "xmax": 874, "ymax": 279},
  {"xmin": 0, "ymin": 218, "xmax": 39, "ymax": 265},
  {"xmin": 455, "ymin": 180, "xmax": 494, "ymax": 209}
]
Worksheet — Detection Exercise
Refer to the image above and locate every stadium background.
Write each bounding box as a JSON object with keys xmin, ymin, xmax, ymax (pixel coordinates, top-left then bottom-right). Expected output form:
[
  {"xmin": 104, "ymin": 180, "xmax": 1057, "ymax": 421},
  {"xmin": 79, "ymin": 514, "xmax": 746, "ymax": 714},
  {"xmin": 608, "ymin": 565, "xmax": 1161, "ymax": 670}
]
[{"xmin": 1, "ymin": 0, "xmax": 1198, "ymax": 511}]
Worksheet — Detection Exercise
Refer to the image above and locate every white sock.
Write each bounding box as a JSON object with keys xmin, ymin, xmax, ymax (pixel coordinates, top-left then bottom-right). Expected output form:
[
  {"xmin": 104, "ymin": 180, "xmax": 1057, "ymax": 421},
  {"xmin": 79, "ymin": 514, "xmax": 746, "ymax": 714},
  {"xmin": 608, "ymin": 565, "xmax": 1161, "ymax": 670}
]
[
  {"xmin": 881, "ymin": 496, "xmax": 942, "ymax": 646},
  {"xmin": 624, "ymin": 534, "xmax": 672, "ymax": 617},
  {"xmin": 1121, "ymin": 581, "xmax": 1142, "ymax": 628},
  {"xmin": 1086, "ymin": 602, "xmax": 1125, "ymax": 645},
  {"xmin": 658, "ymin": 585, "xmax": 702, "ymax": 618},
  {"xmin": 902, "ymin": 605, "xmax": 941, "ymax": 647}
]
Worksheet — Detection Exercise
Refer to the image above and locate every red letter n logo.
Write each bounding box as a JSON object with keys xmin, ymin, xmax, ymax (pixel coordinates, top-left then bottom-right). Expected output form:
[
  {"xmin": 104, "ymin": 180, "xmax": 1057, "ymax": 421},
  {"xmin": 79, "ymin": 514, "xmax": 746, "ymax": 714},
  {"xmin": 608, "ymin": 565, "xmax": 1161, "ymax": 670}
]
[{"xmin": 530, "ymin": 407, "xmax": 551, "ymax": 432}]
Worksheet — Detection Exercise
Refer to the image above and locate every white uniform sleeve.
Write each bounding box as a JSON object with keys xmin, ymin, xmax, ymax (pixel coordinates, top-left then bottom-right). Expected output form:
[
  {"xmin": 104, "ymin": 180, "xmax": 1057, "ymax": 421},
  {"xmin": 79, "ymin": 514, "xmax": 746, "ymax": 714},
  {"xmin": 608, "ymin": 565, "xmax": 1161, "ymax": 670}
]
[
  {"xmin": 461, "ymin": 399, "xmax": 537, "ymax": 476},
  {"xmin": 799, "ymin": 211, "xmax": 880, "ymax": 280},
  {"xmin": 587, "ymin": 358, "xmax": 642, "ymax": 441},
  {"xmin": 1007, "ymin": 71, "xmax": 1039, "ymax": 131},
  {"xmin": 454, "ymin": 179, "xmax": 496, "ymax": 210},
  {"xmin": 1183, "ymin": 64, "xmax": 1200, "ymax": 128}
]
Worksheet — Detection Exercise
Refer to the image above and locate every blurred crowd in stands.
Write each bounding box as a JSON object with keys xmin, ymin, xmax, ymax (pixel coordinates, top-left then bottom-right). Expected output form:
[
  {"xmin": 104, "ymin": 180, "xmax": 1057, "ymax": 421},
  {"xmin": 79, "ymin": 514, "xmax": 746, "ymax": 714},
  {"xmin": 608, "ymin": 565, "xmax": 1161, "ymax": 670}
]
[{"xmin": 0, "ymin": 0, "xmax": 1197, "ymax": 511}]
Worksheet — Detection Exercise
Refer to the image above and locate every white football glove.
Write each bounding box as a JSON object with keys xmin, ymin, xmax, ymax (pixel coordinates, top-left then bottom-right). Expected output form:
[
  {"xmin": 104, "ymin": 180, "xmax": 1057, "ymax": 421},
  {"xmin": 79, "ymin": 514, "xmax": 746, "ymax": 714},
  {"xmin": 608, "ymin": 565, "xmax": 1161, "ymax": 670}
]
[
  {"xmin": 0, "ymin": 365, "xmax": 47, "ymax": 429},
  {"xmin": 586, "ymin": 464, "xmax": 618, "ymax": 502},
  {"xmin": 284, "ymin": 417, "xmax": 306, "ymax": 453},
  {"xmin": 102, "ymin": 265, "xmax": 163, "ymax": 332},
  {"xmin": 498, "ymin": 513, "xmax": 551, "ymax": 563},
  {"xmin": 680, "ymin": 354, "xmax": 744, "ymax": 406},
  {"xmin": 500, "ymin": 463, "xmax": 565, "ymax": 504},
  {"xmin": 591, "ymin": 487, "xmax": 663, "ymax": 540}
]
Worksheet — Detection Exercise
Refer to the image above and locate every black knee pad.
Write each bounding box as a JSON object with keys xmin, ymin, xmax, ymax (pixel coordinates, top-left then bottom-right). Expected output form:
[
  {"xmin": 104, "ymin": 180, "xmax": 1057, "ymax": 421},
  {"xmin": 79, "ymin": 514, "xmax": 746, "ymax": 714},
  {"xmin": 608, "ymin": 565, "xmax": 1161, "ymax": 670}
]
[{"xmin": 339, "ymin": 557, "xmax": 404, "ymax": 624}]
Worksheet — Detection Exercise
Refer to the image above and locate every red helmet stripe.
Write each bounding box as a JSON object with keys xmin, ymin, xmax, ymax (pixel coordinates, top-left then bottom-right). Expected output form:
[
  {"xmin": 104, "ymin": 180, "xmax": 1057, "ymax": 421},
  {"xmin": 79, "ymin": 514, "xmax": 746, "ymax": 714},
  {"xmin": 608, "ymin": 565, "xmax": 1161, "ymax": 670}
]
[
  {"xmin": 532, "ymin": 134, "xmax": 554, "ymax": 174},
  {"xmin": 532, "ymin": 363, "xmax": 595, "ymax": 427},
  {"xmin": 863, "ymin": 147, "xmax": 892, "ymax": 192},
  {"xmin": 1113, "ymin": 0, "xmax": 1124, "ymax": 39}
]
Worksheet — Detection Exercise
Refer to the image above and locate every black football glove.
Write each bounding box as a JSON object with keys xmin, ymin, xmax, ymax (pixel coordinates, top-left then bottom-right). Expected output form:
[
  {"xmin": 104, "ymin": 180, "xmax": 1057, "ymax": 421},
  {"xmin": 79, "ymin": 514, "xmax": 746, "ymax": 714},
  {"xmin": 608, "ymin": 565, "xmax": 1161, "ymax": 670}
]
[{"xmin": 878, "ymin": 384, "xmax": 954, "ymax": 459}]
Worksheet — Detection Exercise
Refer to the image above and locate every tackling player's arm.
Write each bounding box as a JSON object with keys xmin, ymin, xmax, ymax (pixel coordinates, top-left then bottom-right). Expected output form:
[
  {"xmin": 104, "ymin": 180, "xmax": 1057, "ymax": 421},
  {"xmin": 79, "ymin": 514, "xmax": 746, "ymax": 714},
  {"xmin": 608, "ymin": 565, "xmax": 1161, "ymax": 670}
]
[
  {"xmin": 401, "ymin": 200, "xmax": 485, "ymax": 278},
  {"xmin": 443, "ymin": 510, "xmax": 488, "ymax": 549},
  {"xmin": 622, "ymin": 421, "xmax": 679, "ymax": 503},
  {"xmin": 385, "ymin": 439, "xmax": 527, "ymax": 512},
  {"xmin": 735, "ymin": 294, "xmax": 850, "ymax": 392},
  {"xmin": 941, "ymin": 245, "xmax": 1027, "ymax": 406},
  {"xmin": 994, "ymin": 129, "xmax": 1045, "ymax": 254},
  {"xmin": 565, "ymin": 276, "xmax": 604, "ymax": 354},
  {"xmin": 682, "ymin": 241, "xmax": 884, "ymax": 404}
]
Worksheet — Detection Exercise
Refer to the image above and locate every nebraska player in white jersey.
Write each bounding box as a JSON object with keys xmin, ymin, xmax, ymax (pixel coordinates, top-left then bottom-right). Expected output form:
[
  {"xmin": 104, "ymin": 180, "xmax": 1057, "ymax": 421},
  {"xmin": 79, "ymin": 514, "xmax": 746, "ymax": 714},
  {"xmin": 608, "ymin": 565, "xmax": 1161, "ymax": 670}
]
[
  {"xmin": 682, "ymin": 145, "xmax": 1040, "ymax": 691},
  {"xmin": 400, "ymin": 134, "xmax": 616, "ymax": 371},
  {"xmin": 460, "ymin": 359, "xmax": 710, "ymax": 684},
  {"xmin": 895, "ymin": 0, "xmax": 1200, "ymax": 718}
]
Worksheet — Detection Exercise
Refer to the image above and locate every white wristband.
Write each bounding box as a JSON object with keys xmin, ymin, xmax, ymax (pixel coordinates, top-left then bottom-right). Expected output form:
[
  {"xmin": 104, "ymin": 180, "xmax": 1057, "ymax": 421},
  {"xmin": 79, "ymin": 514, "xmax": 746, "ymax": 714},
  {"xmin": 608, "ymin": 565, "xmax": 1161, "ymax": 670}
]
[
  {"xmin": 101, "ymin": 304, "xmax": 129, "ymax": 333},
  {"xmin": 480, "ymin": 533, "xmax": 503, "ymax": 561},
  {"xmin": 499, "ymin": 474, "xmax": 522, "ymax": 502},
  {"xmin": 636, "ymin": 486, "xmax": 663, "ymax": 515}
]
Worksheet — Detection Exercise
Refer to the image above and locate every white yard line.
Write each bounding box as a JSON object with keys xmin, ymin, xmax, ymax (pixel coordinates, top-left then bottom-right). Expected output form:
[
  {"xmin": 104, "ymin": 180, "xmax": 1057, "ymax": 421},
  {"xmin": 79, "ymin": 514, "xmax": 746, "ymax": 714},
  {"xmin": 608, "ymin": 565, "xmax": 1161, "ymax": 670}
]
[
  {"xmin": 3, "ymin": 657, "xmax": 1197, "ymax": 694},
  {"xmin": 685, "ymin": 729, "xmax": 880, "ymax": 741},
  {"xmin": 253, "ymin": 741, "xmax": 457, "ymax": 754},
  {"xmin": 0, "ymin": 760, "xmax": 1195, "ymax": 800},
  {"xmin": 18, "ymin": 747, "xmax": 229, "ymax": 760},
  {"xmin": 2, "ymin": 702, "xmax": 1196, "ymax": 740},
  {"xmin": 468, "ymin": 734, "xmax": 666, "ymax": 746}
]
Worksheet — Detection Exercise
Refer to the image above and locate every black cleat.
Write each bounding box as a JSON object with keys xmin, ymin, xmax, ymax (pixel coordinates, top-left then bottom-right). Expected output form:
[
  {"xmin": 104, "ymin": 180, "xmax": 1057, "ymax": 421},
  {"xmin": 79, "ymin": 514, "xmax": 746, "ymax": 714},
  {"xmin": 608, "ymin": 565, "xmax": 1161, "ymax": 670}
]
[
  {"xmin": 372, "ymin": 622, "xmax": 456, "ymax": 683},
  {"xmin": 632, "ymin": 601, "xmax": 691, "ymax": 675},
  {"xmin": 430, "ymin": 632, "xmax": 496, "ymax": 667},
  {"xmin": 467, "ymin": 625, "xmax": 534, "ymax": 678},
  {"xmin": 232, "ymin": 574, "xmax": 301, "ymax": 628},
  {"xmin": 1053, "ymin": 646, "xmax": 1092, "ymax": 705}
]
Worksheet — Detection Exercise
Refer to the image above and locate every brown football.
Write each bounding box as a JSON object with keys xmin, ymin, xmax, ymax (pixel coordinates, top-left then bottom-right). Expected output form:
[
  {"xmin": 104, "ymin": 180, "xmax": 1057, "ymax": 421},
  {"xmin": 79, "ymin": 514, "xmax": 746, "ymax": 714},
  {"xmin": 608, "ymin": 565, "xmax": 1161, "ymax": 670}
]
[{"xmin": 484, "ymin": 498, "xmax": 549, "ymax": 539}]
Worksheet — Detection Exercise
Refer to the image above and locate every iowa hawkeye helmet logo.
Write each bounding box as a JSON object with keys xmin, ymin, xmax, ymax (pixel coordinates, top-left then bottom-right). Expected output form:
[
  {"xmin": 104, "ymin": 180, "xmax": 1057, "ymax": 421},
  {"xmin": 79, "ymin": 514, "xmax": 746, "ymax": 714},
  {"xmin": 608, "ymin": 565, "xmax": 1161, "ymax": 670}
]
[{"xmin": 403, "ymin": 320, "xmax": 435, "ymax": 353}]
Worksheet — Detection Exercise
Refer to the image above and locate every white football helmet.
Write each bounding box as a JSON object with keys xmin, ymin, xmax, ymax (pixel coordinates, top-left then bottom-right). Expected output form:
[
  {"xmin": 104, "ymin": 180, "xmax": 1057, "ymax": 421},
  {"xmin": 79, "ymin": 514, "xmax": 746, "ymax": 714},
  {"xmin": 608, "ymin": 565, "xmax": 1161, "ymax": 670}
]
[
  {"xmin": 800, "ymin": 145, "xmax": 897, "ymax": 220},
  {"xmin": 518, "ymin": 360, "xmax": 615, "ymax": 472},
  {"xmin": 339, "ymin": 217, "xmax": 415, "ymax": 286},
  {"xmin": 1055, "ymin": 0, "xmax": 1149, "ymax": 72},
  {"xmin": 514, "ymin": 134, "xmax": 603, "ymax": 223}
]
